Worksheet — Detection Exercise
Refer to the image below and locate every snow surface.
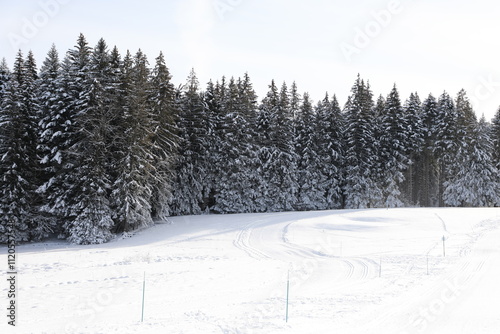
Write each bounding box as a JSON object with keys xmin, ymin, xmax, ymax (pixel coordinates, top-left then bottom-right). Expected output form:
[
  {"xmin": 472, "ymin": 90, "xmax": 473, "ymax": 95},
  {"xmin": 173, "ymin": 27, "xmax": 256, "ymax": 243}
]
[{"xmin": 1, "ymin": 208, "xmax": 500, "ymax": 334}]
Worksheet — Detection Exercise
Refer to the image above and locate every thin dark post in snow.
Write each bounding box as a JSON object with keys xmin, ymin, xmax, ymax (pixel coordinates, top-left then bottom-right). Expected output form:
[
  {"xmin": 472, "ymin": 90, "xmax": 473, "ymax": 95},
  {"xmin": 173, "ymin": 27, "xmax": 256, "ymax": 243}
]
[
  {"xmin": 286, "ymin": 270, "xmax": 290, "ymax": 323},
  {"xmin": 141, "ymin": 272, "xmax": 146, "ymax": 322}
]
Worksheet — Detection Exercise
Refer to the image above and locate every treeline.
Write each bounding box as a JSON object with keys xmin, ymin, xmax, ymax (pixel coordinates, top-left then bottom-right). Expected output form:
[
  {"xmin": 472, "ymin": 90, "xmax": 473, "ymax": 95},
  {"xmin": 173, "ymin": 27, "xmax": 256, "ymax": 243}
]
[{"xmin": 1, "ymin": 34, "xmax": 499, "ymax": 244}]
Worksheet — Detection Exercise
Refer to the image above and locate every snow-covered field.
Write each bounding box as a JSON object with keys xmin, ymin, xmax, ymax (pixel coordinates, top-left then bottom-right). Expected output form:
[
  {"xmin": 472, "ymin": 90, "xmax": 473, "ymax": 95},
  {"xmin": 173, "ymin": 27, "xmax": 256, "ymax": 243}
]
[{"xmin": 2, "ymin": 208, "xmax": 500, "ymax": 334}]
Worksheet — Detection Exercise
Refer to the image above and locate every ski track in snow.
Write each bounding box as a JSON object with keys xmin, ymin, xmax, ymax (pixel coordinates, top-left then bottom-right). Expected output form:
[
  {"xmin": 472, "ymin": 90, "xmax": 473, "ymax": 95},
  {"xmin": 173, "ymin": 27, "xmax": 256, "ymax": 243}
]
[
  {"xmin": 232, "ymin": 215, "xmax": 378, "ymax": 283},
  {"xmin": 233, "ymin": 220, "xmax": 271, "ymax": 260}
]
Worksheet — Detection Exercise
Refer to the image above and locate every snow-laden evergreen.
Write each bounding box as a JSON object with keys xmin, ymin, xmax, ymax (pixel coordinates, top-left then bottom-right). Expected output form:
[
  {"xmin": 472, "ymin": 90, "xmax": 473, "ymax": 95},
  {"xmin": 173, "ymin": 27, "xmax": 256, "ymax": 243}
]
[
  {"xmin": 444, "ymin": 115, "xmax": 500, "ymax": 206},
  {"xmin": 417, "ymin": 94, "xmax": 440, "ymax": 207},
  {"xmin": 295, "ymin": 93, "xmax": 327, "ymax": 210},
  {"xmin": 170, "ymin": 70, "xmax": 211, "ymax": 215},
  {"xmin": 63, "ymin": 36, "xmax": 114, "ymax": 244},
  {"xmin": 209, "ymin": 76, "xmax": 259, "ymax": 214},
  {"xmin": 343, "ymin": 76, "xmax": 381, "ymax": 208},
  {"xmin": 148, "ymin": 52, "xmax": 179, "ymax": 219},
  {"xmin": 316, "ymin": 94, "xmax": 344, "ymax": 209},
  {"xmin": 492, "ymin": 108, "xmax": 500, "ymax": 171},
  {"xmin": 402, "ymin": 93, "xmax": 424, "ymax": 205},
  {"xmin": 377, "ymin": 85, "xmax": 409, "ymax": 207},
  {"xmin": 0, "ymin": 51, "xmax": 45, "ymax": 242},
  {"xmin": 256, "ymin": 81, "xmax": 298, "ymax": 212},
  {"xmin": 110, "ymin": 50, "xmax": 155, "ymax": 234}
]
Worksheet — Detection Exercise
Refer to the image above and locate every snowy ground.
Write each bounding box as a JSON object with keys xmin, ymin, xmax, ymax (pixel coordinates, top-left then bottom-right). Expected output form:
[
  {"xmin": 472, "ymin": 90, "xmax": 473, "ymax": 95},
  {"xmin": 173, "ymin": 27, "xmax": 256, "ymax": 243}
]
[{"xmin": 1, "ymin": 207, "xmax": 500, "ymax": 334}]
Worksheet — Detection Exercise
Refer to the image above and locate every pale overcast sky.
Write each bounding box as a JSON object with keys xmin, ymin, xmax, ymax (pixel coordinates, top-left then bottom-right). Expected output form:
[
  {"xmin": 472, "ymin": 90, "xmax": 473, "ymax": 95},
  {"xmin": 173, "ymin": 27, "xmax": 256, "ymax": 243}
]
[{"xmin": 1, "ymin": 0, "xmax": 499, "ymax": 121}]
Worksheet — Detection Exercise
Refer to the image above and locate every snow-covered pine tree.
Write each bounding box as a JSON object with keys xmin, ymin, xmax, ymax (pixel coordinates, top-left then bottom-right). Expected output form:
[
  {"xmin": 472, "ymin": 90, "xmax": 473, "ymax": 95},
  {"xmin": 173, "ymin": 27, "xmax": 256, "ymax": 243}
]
[
  {"xmin": 435, "ymin": 92, "xmax": 458, "ymax": 206},
  {"xmin": 236, "ymin": 73, "xmax": 261, "ymax": 212},
  {"xmin": 148, "ymin": 52, "xmax": 179, "ymax": 219},
  {"xmin": 295, "ymin": 93, "xmax": 326, "ymax": 210},
  {"xmin": 370, "ymin": 94, "xmax": 386, "ymax": 205},
  {"xmin": 37, "ymin": 48, "xmax": 83, "ymax": 238},
  {"xmin": 255, "ymin": 80, "xmax": 279, "ymax": 212},
  {"xmin": 111, "ymin": 49, "xmax": 157, "ymax": 233},
  {"xmin": 378, "ymin": 85, "xmax": 409, "ymax": 207},
  {"xmin": 455, "ymin": 89, "xmax": 477, "ymax": 142},
  {"xmin": 170, "ymin": 69, "xmax": 211, "ymax": 215},
  {"xmin": 256, "ymin": 81, "xmax": 298, "ymax": 212},
  {"xmin": 402, "ymin": 93, "xmax": 424, "ymax": 205},
  {"xmin": 443, "ymin": 91, "xmax": 499, "ymax": 207},
  {"xmin": 492, "ymin": 107, "xmax": 500, "ymax": 171},
  {"xmin": 0, "ymin": 51, "xmax": 40, "ymax": 242},
  {"xmin": 210, "ymin": 75, "xmax": 259, "ymax": 213},
  {"xmin": 443, "ymin": 115, "xmax": 500, "ymax": 206},
  {"xmin": 63, "ymin": 35, "xmax": 114, "ymax": 244},
  {"xmin": 343, "ymin": 76, "xmax": 381, "ymax": 208},
  {"xmin": 417, "ymin": 94, "xmax": 440, "ymax": 207},
  {"xmin": 319, "ymin": 94, "xmax": 344, "ymax": 209},
  {"xmin": 36, "ymin": 44, "xmax": 67, "ymax": 238},
  {"xmin": 37, "ymin": 45, "xmax": 62, "ymax": 190}
]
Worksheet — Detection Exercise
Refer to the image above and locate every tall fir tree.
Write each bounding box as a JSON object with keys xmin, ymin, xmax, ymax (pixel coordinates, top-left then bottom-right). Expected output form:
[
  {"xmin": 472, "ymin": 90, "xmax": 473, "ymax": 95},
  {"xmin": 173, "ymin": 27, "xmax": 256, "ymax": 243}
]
[
  {"xmin": 148, "ymin": 52, "xmax": 179, "ymax": 219},
  {"xmin": 402, "ymin": 92, "xmax": 424, "ymax": 205},
  {"xmin": 377, "ymin": 85, "xmax": 409, "ymax": 207},
  {"xmin": 256, "ymin": 81, "xmax": 298, "ymax": 212},
  {"xmin": 443, "ymin": 115, "xmax": 500, "ymax": 206},
  {"xmin": 0, "ymin": 51, "xmax": 42, "ymax": 242},
  {"xmin": 210, "ymin": 75, "xmax": 259, "ymax": 213},
  {"xmin": 492, "ymin": 107, "xmax": 500, "ymax": 172},
  {"xmin": 296, "ymin": 93, "xmax": 326, "ymax": 210},
  {"xmin": 417, "ymin": 94, "xmax": 440, "ymax": 206},
  {"xmin": 36, "ymin": 45, "xmax": 66, "ymax": 237},
  {"xmin": 343, "ymin": 76, "xmax": 381, "ymax": 208},
  {"xmin": 321, "ymin": 94, "xmax": 344, "ymax": 209},
  {"xmin": 111, "ymin": 49, "xmax": 157, "ymax": 232},
  {"xmin": 63, "ymin": 35, "xmax": 114, "ymax": 244},
  {"xmin": 170, "ymin": 69, "xmax": 211, "ymax": 215},
  {"xmin": 434, "ymin": 92, "xmax": 458, "ymax": 206}
]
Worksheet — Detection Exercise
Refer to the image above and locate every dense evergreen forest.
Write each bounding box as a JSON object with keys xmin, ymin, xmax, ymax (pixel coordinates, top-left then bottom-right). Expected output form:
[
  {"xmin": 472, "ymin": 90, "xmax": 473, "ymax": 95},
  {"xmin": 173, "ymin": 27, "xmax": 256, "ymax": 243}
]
[{"xmin": 1, "ymin": 34, "xmax": 499, "ymax": 244}]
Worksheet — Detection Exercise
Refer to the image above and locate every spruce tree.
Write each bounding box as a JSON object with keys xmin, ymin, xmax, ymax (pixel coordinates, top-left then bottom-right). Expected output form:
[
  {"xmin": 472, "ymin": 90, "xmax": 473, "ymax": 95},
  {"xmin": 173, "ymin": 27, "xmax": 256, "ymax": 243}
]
[
  {"xmin": 170, "ymin": 69, "xmax": 211, "ymax": 215},
  {"xmin": 111, "ymin": 49, "xmax": 156, "ymax": 232},
  {"xmin": 492, "ymin": 107, "xmax": 500, "ymax": 171},
  {"xmin": 402, "ymin": 93, "xmax": 424, "ymax": 205},
  {"xmin": 295, "ymin": 93, "xmax": 328, "ymax": 210},
  {"xmin": 378, "ymin": 85, "xmax": 409, "ymax": 207},
  {"xmin": 343, "ymin": 76, "xmax": 381, "ymax": 208},
  {"xmin": 321, "ymin": 94, "xmax": 344, "ymax": 209},
  {"xmin": 148, "ymin": 52, "xmax": 179, "ymax": 219},
  {"xmin": 435, "ymin": 92, "xmax": 458, "ymax": 206},
  {"xmin": 36, "ymin": 45, "xmax": 66, "ymax": 237},
  {"xmin": 211, "ymin": 76, "xmax": 259, "ymax": 213},
  {"xmin": 0, "ymin": 51, "xmax": 41, "ymax": 242},
  {"xmin": 256, "ymin": 81, "xmax": 298, "ymax": 212},
  {"xmin": 417, "ymin": 94, "xmax": 440, "ymax": 206},
  {"xmin": 63, "ymin": 35, "xmax": 114, "ymax": 244},
  {"xmin": 443, "ymin": 116, "xmax": 500, "ymax": 206}
]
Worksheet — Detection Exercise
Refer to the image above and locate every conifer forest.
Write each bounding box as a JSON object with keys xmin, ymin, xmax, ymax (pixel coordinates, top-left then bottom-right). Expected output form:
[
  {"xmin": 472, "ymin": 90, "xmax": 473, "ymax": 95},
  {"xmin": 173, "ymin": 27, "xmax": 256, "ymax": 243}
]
[{"xmin": 1, "ymin": 34, "xmax": 499, "ymax": 244}]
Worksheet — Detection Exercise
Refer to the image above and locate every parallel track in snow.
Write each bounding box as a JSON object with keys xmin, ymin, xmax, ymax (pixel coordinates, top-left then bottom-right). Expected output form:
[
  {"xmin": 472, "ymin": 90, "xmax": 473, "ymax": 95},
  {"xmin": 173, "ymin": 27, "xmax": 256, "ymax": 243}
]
[{"xmin": 232, "ymin": 216, "xmax": 378, "ymax": 282}]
